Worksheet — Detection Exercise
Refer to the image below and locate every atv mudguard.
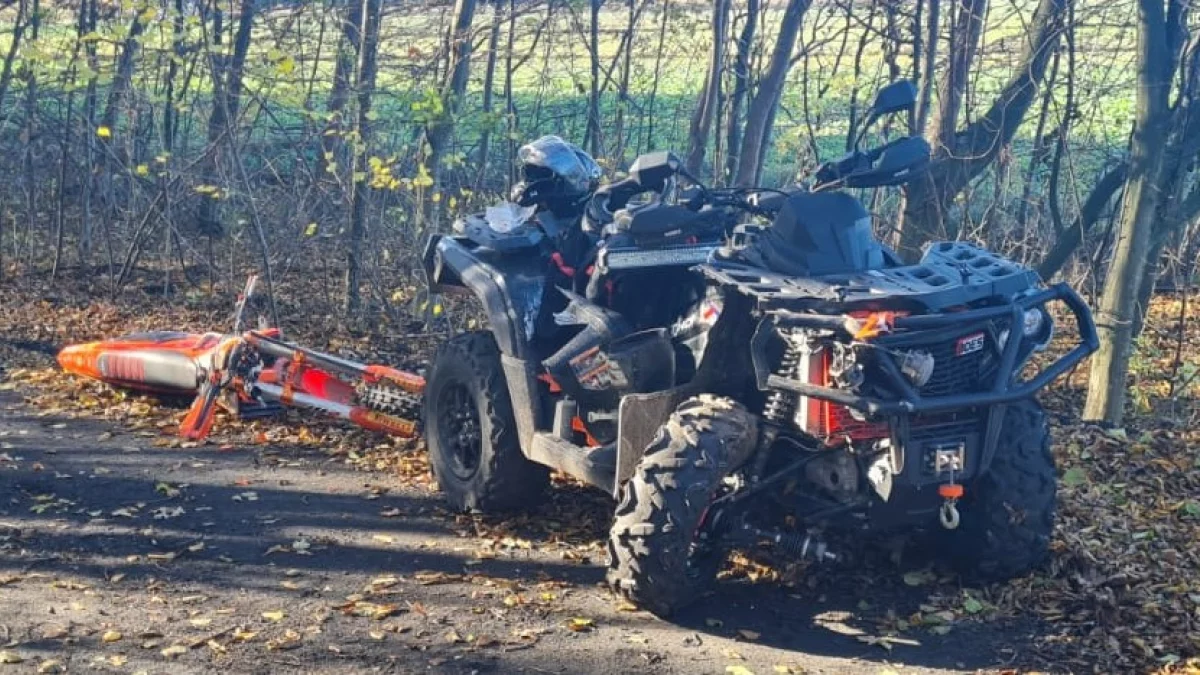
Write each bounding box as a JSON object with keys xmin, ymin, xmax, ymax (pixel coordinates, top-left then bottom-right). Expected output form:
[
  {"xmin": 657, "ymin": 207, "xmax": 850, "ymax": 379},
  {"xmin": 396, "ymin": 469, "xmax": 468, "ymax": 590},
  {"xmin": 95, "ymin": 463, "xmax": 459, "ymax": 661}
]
[{"xmin": 423, "ymin": 233, "xmax": 550, "ymax": 451}]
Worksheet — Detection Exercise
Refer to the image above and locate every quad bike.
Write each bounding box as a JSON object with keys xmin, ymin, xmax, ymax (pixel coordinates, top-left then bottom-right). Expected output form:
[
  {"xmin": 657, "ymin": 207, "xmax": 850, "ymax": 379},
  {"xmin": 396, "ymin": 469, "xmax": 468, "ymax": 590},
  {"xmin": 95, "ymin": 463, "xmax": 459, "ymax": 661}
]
[
  {"xmin": 422, "ymin": 81, "xmax": 1099, "ymax": 615},
  {"xmin": 58, "ymin": 276, "xmax": 425, "ymax": 441}
]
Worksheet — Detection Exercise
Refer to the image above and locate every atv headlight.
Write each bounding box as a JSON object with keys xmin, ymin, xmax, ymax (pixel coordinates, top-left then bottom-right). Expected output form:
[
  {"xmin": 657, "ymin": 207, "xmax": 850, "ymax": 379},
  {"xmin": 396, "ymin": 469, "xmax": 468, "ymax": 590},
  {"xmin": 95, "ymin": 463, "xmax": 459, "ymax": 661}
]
[
  {"xmin": 1022, "ymin": 308, "xmax": 1044, "ymax": 338},
  {"xmin": 998, "ymin": 307, "xmax": 1053, "ymax": 352}
]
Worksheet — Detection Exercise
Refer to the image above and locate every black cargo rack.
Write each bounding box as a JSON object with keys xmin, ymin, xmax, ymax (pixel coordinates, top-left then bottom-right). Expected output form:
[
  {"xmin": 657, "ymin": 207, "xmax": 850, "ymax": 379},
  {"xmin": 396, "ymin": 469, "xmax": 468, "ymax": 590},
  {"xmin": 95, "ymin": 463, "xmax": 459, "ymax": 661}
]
[{"xmin": 699, "ymin": 241, "xmax": 1042, "ymax": 313}]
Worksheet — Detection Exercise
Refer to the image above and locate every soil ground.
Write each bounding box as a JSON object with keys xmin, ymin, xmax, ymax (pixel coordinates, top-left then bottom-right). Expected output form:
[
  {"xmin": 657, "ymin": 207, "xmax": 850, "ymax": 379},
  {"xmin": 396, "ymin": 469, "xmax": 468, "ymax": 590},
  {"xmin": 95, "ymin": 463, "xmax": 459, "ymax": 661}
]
[{"xmin": 0, "ymin": 385, "xmax": 1046, "ymax": 675}]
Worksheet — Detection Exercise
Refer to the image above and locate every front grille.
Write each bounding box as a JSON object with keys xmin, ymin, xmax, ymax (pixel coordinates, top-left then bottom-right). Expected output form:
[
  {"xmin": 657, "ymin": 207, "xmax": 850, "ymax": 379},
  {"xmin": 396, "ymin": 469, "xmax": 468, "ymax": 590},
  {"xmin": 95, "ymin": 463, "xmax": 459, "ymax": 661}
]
[{"xmin": 920, "ymin": 338, "xmax": 988, "ymax": 397}]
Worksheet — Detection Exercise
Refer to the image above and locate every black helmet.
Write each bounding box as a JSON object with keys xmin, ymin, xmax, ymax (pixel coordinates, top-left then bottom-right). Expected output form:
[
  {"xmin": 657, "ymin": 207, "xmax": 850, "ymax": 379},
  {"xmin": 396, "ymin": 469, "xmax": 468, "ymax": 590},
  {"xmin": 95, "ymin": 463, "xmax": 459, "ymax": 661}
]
[{"xmin": 510, "ymin": 136, "xmax": 601, "ymax": 216}]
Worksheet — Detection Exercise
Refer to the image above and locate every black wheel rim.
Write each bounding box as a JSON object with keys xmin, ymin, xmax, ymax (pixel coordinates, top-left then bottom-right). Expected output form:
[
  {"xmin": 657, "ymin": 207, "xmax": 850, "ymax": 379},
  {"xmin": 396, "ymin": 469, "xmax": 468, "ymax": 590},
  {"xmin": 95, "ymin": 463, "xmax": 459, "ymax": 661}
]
[{"xmin": 436, "ymin": 381, "xmax": 482, "ymax": 480}]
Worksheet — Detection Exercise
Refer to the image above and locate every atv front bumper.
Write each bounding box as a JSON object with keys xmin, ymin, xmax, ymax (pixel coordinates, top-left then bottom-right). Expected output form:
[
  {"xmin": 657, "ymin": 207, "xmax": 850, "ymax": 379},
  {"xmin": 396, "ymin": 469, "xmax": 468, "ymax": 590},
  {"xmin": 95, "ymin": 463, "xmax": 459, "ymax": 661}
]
[{"xmin": 756, "ymin": 282, "xmax": 1098, "ymax": 417}]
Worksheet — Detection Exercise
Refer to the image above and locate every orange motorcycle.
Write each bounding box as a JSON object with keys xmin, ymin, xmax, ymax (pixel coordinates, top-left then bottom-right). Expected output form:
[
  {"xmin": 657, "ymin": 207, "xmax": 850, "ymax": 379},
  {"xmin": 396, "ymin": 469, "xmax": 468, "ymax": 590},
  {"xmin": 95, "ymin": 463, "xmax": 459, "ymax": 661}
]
[{"xmin": 57, "ymin": 276, "xmax": 425, "ymax": 441}]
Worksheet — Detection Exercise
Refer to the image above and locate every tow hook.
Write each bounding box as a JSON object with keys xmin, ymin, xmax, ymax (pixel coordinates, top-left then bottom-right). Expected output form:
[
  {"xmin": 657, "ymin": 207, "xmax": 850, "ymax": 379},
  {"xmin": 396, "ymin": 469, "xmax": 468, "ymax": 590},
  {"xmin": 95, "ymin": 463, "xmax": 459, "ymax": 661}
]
[{"xmin": 938, "ymin": 483, "xmax": 963, "ymax": 530}]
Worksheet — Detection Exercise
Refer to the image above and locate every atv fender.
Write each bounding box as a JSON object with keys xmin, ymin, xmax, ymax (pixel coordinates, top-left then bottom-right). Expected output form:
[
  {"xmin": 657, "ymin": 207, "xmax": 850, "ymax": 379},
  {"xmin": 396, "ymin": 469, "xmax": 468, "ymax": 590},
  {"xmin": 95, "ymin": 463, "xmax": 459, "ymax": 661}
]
[
  {"xmin": 424, "ymin": 234, "xmax": 547, "ymax": 361},
  {"xmin": 424, "ymin": 234, "xmax": 550, "ymax": 453}
]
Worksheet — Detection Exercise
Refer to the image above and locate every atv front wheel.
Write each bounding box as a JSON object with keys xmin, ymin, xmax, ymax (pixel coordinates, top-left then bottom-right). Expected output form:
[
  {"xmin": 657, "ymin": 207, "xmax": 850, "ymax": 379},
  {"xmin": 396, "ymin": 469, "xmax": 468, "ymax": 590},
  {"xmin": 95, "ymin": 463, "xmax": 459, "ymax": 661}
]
[
  {"xmin": 606, "ymin": 395, "xmax": 758, "ymax": 617},
  {"xmin": 942, "ymin": 399, "xmax": 1056, "ymax": 580},
  {"xmin": 424, "ymin": 332, "xmax": 549, "ymax": 512}
]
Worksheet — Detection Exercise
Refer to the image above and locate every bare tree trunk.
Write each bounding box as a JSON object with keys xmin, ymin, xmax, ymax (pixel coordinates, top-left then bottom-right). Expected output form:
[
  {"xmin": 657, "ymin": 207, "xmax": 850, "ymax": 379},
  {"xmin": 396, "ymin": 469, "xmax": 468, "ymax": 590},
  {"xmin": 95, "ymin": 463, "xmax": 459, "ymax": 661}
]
[
  {"xmin": 424, "ymin": 0, "xmax": 477, "ymax": 223},
  {"xmin": 321, "ymin": 0, "xmax": 366, "ymax": 177},
  {"xmin": 734, "ymin": 0, "xmax": 810, "ymax": 187},
  {"xmin": 722, "ymin": 0, "xmax": 758, "ymax": 184},
  {"xmin": 504, "ymin": 0, "xmax": 517, "ymax": 185},
  {"xmin": 644, "ymin": 0, "xmax": 670, "ymax": 150},
  {"xmin": 929, "ymin": 0, "xmax": 986, "ymax": 154},
  {"xmin": 343, "ymin": 0, "xmax": 382, "ymax": 313},
  {"xmin": 1083, "ymin": 0, "xmax": 1174, "ymax": 426},
  {"xmin": 585, "ymin": 0, "xmax": 603, "ymax": 155},
  {"xmin": 197, "ymin": 0, "xmax": 257, "ymax": 236},
  {"xmin": 897, "ymin": 0, "xmax": 1067, "ymax": 258},
  {"xmin": 612, "ymin": 0, "xmax": 637, "ymax": 163},
  {"xmin": 476, "ymin": 0, "xmax": 503, "ymax": 188},
  {"xmin": 0, "ymin": 0, "xmax": 27, "ymax": 116},
  {"xmin": 914, "ymin": 0, "xmax": 939, "ymax": 135},
  {"xmin": 101, "ymin": 10, "xmax": 149, "ymax": 133},
  {"xmin": 1036, "ymin": 161, "xmax": 1128, "ymax": 279},
  {"xmin": 685, "ymin": 0, "xmax": 730, "ymax": 178}
]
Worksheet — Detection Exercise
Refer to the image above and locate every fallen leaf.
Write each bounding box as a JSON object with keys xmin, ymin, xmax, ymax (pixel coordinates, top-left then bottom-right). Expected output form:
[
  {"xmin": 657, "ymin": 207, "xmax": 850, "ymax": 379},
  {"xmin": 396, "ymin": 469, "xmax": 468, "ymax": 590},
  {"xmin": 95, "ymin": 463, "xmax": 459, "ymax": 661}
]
[
  {"xmin": 0, "ymin": 651, "xmax": 23, "ymax": 664},
  {"xmin": 36, "ymin": 659, "xmax": 64, "ymax": 674},
  {"xmin": 773, "ymin": 666, "xmax": 804, "ymax": 674},
  {"xmin": 726, "ymin": 666, "xmax": 756, "ymax": 675},
  {"xmin": 102, "ymin": 630, "xmax": 123, "ymax": 643},
  {"xmin": 262, "ymin": 610, "xmax": 285, "ymax": 622},
  {"xmin": 160, "ymin": 644, "xmax": 188, "ymax": 658},
  {"xmin": 565, "ymin": 617, "xmax": 594, "ymax": 632}
]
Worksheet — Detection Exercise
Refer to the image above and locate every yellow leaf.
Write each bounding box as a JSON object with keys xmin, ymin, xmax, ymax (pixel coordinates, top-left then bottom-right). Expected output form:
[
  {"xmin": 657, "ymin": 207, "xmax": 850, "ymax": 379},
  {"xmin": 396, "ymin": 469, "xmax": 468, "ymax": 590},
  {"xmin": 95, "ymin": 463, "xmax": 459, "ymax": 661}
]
[
  {"xmin": 431, "ymin": 192, "xmax": 441, "ymax": 203},
  {"xmin": 0, "ymin": 651, "xmax": 24, "ymax": 664},
  {"xmin": 102, "ymin": 630, "xmax": 122, "ymax": 643},
  {"xmin": 232, "ymin": 628, "xmax": 257, "ymax": 642},
  {"xmin": 189, "ymin": 617, "xmax": 212, "ymax": 627},
  {"xmin": 431, "ymin": 303, "xmax": 443, "ymax": 317},
  {"xmin": 36, "ymin": 659, "xmax": 64, "ymax": 674},
  {"xmin": 107, "ymin": 655, "xmax": 128, "ymax": 666},
  {"xmin": 262, "ymin": 610, "xmax": 285, "ymax": 622},
  {"xmin": 96, "ymin": 126, "xmax": 111, "ymax": 139},
  {"xmin": 135, "ymin": 164, "xmax": 149, "ymax": 176},
  {"xmin": 276, "ymin": 55, "xmax": 295, "ymax": 75},
  {"xmin": 565, "ymin": 617, "xmax": 594, "ymax": 632},
  {"xmin": 304, "ymin": 222, "xmax": 318, "ymax": 236},
  {"xmin": 726, "ymin": 667, "xmax": 756, "ymax": 675}
]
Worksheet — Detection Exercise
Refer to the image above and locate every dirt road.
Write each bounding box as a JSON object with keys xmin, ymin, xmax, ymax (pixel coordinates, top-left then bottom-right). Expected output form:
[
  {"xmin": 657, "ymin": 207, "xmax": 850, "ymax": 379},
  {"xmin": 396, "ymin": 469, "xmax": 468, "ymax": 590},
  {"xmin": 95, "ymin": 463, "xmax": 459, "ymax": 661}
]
[{"xmin": 0, "ymin": 387, "xmax": 1047, "ymax": 675}]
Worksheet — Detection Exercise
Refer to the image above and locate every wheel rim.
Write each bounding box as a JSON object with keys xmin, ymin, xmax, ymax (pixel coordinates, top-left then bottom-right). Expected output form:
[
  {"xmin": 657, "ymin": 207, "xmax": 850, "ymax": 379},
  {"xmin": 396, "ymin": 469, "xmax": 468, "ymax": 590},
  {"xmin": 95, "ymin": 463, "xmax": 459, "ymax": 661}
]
[{"xmin": 436, "ymin": 382, "xmax": 482, "ymax": 480}]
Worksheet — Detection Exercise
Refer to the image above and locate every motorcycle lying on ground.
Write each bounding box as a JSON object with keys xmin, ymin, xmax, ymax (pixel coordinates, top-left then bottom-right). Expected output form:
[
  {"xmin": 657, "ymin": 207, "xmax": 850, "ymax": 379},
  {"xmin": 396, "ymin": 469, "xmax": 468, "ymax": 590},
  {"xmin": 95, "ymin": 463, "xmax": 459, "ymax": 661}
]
[
  {"xmin": 422, "ymin": 81, "xmax": 1099, "ymax": 615},
  {"xmin": 57, "ymin": 276, "xmax": 425, "ymax": 441}
]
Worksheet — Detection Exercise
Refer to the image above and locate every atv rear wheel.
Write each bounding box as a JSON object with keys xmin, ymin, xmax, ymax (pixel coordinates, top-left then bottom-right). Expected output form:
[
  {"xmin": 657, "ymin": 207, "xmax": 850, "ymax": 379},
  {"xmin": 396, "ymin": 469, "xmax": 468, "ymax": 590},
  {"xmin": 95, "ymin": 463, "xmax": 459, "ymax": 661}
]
[
  {"xmin": 606, "ymin": 395, "xmax": 758, "ymax": 617},
  {"xmin": 424, "ymin": 332, "xmax": 549, "ymax": 512},
  {"xmin": 942, "ymin": 399, "xmax": 1056, "ymax": 580}
]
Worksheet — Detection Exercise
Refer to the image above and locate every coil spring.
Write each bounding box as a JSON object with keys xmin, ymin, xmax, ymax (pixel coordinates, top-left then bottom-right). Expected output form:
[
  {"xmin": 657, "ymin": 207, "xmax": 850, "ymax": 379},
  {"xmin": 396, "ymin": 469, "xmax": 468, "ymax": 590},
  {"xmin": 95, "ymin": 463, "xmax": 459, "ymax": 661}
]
[{"xmin": 763, "ymin": 332, "xmax": 803, "ymax": 424}]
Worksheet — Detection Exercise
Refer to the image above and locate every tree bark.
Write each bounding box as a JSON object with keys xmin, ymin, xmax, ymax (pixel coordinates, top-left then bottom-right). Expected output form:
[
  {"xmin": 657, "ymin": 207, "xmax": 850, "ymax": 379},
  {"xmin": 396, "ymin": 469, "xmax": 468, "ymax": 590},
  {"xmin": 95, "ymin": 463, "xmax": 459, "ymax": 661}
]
[
  {"xmin": 733, "ymin": 0, "xmax": 810, "ymax": 187},
  {"xmin": 321, "ymin": 0, "xmax": 366, "ymax": 178},
  {"xmin": 1035, "ymin": 161, "xmax": 1128, "ymax": 279},
  {"xmin": 914, "ymin": 0, "xmax": 939, "ymax": 135},
  {"xmin": 722, "ymin": 0, "xmax": 758, "ymax": 184},
  {"xmin": 476, "ymin": 0, "xmax": 503, "ymax": 187},
  {"xmin": 196, "ymin": 0, "xmax": 257, "ymax": 236},
  {"xmin": 0, "ymin": 0, "xmax": 27, "ymax": 117},
  {"xmin": 898, "ymin": 0, "xmax": 1067, "ymax": 258},
  {"xmin": 1083, "ymin": 0, "xmax": 1173, "ymax": 426},
  {"xmin": 585, "ymin": 0, "xmax": 603, "ymax": 156},
  {"xmin": 685, "ymin": 0, "xmax": 730, "ymax": 178},
  {"xmin": 343, "ymin": 0, "xmax": 382, "ymax": 313},
  {"xmin": 424, "ymin": 0, "xmax": 477, "ymax": 222}
]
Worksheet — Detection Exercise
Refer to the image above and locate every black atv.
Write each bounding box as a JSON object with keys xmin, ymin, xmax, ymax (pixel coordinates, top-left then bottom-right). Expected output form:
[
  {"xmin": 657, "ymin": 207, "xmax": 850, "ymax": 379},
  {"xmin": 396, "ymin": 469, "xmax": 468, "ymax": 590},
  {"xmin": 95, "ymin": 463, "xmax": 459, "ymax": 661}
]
[{"xmin": 421, "ymin": 81, "xmax": 1098, "ymax": 616}]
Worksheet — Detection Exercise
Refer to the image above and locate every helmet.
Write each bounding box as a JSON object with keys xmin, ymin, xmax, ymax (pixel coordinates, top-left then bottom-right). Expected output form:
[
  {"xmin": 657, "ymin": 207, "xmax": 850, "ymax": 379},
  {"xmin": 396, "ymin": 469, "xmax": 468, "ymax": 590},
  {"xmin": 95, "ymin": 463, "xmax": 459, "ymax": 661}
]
[{"xmin": 510, "ymin": 135, "xmax": 601, "ymax": 216}]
